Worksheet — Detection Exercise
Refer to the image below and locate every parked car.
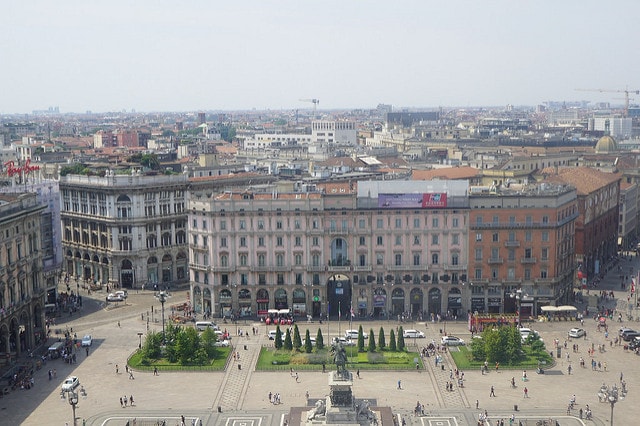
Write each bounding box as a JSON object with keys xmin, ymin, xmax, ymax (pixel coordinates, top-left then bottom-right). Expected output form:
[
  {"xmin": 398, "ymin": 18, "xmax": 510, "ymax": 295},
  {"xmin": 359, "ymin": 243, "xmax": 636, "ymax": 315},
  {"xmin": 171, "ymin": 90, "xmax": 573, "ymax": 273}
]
[
  {"xmin": 61, "ymin": 376, "xmax": 80, "ymax": 392},
  {"xmin": 619, "ymin": 327, "xmax": 635, "ymax": 337},
  {"xmin": 403, "ymin": 329, "xmax": 426, "ymax": 338},
  {"xmin": 620, "ymin": 329, "xmax": 638, "ymax": 340},
  {"xmin": 106, "ymin": 293, "xmax": 124, "ymax": 302},
  {"xmin": 441, "ymin": 336, "xmax": 465, "ymax": 346},
  {"xmin": 115, "ymin": 290, "xmax": 128, "ymax": 299},
  {"xmin": 568, "ymin": 328, "xmax": 585, "ymax": 338},
  {"xmin": 344, "ymin": 330, "xmax": 367, "ymax": 340},
  {"xmin": 81, "ymin": 335, "xmax": 92, "ymax": 347},
  {"xmin": 622, "ymin": 331, "xmax": 640, "ymax": 342},
  {"xmin": 334, "ymin": 337, "xmax": 356, "ymax": 346},
  {"xmin": 519, "ymin": 328, "xmax": 542, "ymax": 343},
  {"xmin": 628, "ymin": 336, "xmax": 640, "ymax": 350}
]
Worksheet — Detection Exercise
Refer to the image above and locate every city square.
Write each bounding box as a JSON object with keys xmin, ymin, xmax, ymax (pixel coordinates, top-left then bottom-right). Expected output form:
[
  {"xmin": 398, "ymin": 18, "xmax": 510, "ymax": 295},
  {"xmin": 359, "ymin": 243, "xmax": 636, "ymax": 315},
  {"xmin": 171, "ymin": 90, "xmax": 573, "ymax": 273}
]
[{"xmin": 2, "ymin": 258, "xmax": 638, "ymax": 426}]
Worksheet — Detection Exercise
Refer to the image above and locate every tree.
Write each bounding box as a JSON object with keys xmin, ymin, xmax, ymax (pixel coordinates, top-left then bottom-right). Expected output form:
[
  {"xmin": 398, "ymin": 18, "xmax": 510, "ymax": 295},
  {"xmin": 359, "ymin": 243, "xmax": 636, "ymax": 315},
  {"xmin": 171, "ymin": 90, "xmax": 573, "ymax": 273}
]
[
  {"xmin": 140, "ymin": 153, "xmax": 160, "ymax": 170},
  {"xmin": 397, "ymin": 326, "xmax": 405, "ymax": 351},
  {"xmin": 176, "ymin": 327, "xmax": 200, "ymax": 364},
  {"xmin": 316, "ymin": 328, "xmax": 324, "ymax": 350},
  {"xmin": 378, "ymin": 327, "xmax": 386, "ymax": 350},
  {"xmin": 367, "ymin": 329, "xmax": 377, "ymax": 352},
  {"xmin": 141, "ymin": 331, "xmax": 163, "ymax": 360},
  {"xmin": 389, "ymin": 329, "xmax": 397, "ymax": 351},
  {"xmin": 274, "ymin": 326, "xmax": 283, "ymax": 350},
  {"xmin": 293, "ymin": 325, "xmax": 302, "ymax": 350},
  {"xmin": 200, "ymin": 327, "xmax": 218, "ymax": 358},
  {"xmin": 304, "ymin": 329, "xmax": 313, "ymax": 353},
  {"xmin": 474, "ymin": 326, "xmax": 523, "ymax": 364},
  {"xmin": 357, "ymin": 325, "xmax": 365, "ymax": 352},
  {"xmin": 283, "ymin": 329, "xmax": 293, "ymax": 351},
  {"xmin": 219, "ymin": 125, "xmax": 236, "ymax": 142}
]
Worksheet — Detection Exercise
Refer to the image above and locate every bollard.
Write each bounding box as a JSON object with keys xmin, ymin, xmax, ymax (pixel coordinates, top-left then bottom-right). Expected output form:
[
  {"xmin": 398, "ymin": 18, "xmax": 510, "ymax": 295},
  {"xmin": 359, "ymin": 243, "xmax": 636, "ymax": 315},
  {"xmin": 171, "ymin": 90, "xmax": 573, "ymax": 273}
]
[
  {"xmin": 514, "ymin": 404, "xmax": 518, "ymax": 411},
  {"xmin": 218, "ymin": 406, "xmax": 222, "ymax": 413},
  {"xmin": 244, "ymin": 345, "xmax": 247, "ymax": 350}
]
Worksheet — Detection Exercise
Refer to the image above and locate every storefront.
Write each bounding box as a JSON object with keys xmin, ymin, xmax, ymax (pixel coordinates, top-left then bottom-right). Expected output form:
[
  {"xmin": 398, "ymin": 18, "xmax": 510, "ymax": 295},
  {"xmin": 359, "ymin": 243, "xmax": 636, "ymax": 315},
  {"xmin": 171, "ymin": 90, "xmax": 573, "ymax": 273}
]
[
  {"xmin": 488, "ymin": 297, "xmax": 502, "ymax": 314},
  {"xmin": 471, "ymin": 298, "xmax": 486, "ymax": 314},
  {"xmin": 219, "ymin": 289, "xmax": 232, "ymax": 318},
  {"xmin": 256, "ymin": 289, "xmax": 269, "ymax": 316},
  {"xmin": 292, "ymin": 288, "xmax": 306, "ymax": 316},
  {"xmin": 238, "ymin": 288, "xmax": 252, "ymax": 317}
]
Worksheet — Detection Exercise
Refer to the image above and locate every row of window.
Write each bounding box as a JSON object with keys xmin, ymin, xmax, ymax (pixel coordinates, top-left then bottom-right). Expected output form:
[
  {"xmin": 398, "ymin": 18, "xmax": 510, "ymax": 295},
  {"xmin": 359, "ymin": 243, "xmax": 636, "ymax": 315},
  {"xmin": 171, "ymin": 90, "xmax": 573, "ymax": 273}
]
[
  {"xmin": 474, "ymin": 267, "xmax": 548, "ymax": 280},
  {"xmin": 474, "ymin": 247, "xmax": 550, "ymax": 261},
  {"xmin": 192, "ymin": 215, "xmax": 463, "ymax": 231}
]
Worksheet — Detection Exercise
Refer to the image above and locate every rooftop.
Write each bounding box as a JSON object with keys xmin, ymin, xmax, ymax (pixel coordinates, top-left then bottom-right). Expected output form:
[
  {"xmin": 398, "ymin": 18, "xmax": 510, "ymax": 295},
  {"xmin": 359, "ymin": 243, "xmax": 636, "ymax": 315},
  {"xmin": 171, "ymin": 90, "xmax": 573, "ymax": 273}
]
[{"xmin": 542, "ymin": 167, "xmax": 620, "ymax": 195}]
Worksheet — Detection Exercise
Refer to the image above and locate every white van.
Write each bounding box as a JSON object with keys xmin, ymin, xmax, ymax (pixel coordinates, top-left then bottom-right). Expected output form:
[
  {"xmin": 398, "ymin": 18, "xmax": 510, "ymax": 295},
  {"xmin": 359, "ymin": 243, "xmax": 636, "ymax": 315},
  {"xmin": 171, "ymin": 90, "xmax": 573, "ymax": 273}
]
[{"xmin": 195, "ymin": 321, "xmax": 219, "ymax": 331}]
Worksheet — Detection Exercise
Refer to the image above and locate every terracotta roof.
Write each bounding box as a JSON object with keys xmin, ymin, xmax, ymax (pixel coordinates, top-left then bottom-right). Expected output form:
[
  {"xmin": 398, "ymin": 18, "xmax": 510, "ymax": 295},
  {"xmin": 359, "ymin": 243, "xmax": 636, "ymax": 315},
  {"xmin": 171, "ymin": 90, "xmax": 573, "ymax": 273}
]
[
  {"xmin": 317, "ymin": 182, "xmax": 354, "ymax": 194},
  {"xmin": 543, "ymin": 167, "xmax": 620, "ymax": 195},
  {"xmin": 412, "ymin": 166, "xmax": 480, "ymax": 181}
]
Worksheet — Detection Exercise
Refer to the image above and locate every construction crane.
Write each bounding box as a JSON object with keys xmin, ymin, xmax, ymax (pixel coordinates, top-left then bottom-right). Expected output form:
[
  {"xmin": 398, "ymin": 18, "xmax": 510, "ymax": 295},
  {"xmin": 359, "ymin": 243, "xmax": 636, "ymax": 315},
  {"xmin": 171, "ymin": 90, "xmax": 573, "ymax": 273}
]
[
  {"xmin": 299, "ymin": 98, "xmax": 319, "ymax": 112},
  {"xmin": 576, "ymin": 87, "xmax": 640, "ymax": 117}
]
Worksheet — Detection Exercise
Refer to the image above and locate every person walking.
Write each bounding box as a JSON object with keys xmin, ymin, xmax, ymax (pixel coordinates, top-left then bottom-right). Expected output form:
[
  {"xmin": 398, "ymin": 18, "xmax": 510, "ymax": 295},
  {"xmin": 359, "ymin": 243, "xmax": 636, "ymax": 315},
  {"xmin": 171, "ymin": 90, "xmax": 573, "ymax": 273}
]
[
  {"xmin": 523, "ymin": 387, "xmax": 528, "ymax": 398},
  {"xmin": 397, "ymin": 380, "xmax": 402, "ymax": 390},
  {"xmin": 153, "ymin": 366, "xmax": 158, "ymax": 376},
  {"xmin": 490, "ymin": 386, "xmax": 496, "ymax": 397},
  {"xmin": 476, "ymin": 399, "xmax": 479, "ymax": 409},
  {"xmin": 115, "ymin": 364, "xmax": 119, "ymax": 374}
]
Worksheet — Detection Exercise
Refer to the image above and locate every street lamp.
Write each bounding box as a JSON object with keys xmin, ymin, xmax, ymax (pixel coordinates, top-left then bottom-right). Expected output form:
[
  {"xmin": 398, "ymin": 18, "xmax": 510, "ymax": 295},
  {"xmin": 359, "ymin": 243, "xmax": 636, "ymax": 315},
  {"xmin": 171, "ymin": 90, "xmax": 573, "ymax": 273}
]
[
  {"xmin": 157, "ymin": 291, "xmax": 167, "ymax": 345},
  {"xmin": 510, "ymin": 288, "xmax": 523, "ymax": 328},
  {"xmin": 137, "ymin": 332, "xmax": 143, "ymax": 349},
  {"xmin": 68, "ymin": 390, "xmax": 78, "ymax": 426},
  {"xmin": 607, "ymin": 385, "xmax": 619, "ymax": 426}
]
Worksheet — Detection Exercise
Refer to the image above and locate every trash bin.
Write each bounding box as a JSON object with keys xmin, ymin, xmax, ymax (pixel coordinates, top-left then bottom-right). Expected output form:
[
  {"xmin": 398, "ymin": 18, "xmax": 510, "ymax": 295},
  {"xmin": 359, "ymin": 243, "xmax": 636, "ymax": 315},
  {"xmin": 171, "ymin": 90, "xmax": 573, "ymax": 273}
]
[
  {"xmin": 441, "ymin": 365, "xmax": 445, "ymax": 371},
  {"xmin": 244, "ymin": 345, "xmax": 247, "ymax": 350},
  {"xmin": 218, "ymin": 406, "xmax": 222, "ymax": 413},
  {"xmin": 514, "ymin": 405, "xmax": 518, "ymax": 411},
  {"xmin": 238, "ymin": 364, "xmax": 242, "ymax": 370}
]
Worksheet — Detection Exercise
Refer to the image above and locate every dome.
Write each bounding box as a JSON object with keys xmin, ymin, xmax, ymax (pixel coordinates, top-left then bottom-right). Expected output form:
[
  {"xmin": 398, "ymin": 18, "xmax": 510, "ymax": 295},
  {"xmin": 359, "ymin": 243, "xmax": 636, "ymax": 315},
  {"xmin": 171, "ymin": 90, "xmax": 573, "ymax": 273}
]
[{"xmin": 595, "ymin": 135, "xmax": 617, "ymax": 153}]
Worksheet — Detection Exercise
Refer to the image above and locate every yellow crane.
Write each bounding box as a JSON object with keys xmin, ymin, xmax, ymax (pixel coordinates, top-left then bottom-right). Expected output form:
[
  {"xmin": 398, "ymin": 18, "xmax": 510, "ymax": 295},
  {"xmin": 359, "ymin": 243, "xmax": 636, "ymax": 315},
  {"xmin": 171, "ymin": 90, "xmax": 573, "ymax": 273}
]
[
  {"xmin": 576, "ymin": 87, "xmax": 639, "ymax": 117},
  {"xmin": 299, "ymin": 98, "xmax": 319, "ymax": 112}
]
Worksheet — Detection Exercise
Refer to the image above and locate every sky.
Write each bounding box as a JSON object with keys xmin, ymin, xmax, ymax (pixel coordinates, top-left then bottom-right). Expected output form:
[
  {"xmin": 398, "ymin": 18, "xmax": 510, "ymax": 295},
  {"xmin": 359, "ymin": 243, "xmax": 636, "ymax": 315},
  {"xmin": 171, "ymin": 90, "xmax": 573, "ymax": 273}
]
[{"xmin": 1, "ymin": 1, "xmax": 639, "ymax": 114}]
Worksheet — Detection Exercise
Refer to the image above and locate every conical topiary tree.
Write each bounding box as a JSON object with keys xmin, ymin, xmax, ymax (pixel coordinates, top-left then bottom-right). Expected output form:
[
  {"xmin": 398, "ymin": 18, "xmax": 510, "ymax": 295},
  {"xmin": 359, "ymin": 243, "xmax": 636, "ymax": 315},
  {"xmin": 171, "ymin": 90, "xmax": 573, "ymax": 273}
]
[
  {"xmin": 357, "ymin": 324, "xmax": 365, "ymax": 352},
  {"xmin": 378, "ymin": 327, "xmax": 386, "ymax": 350},
  {"xmin": 389, "ymin": 329, "xmax": 397, "ymax": 351},
  {"xmin": 304, "ymin": 329, "xmax": 313, "ymax": 353},
  {"xmin": 316, "ymin": 328, "xmax": 324, "ymax": 350},
  {"xmin": 284, "ymin": 329, "xmax": 293, "ymax": 350},
  {"xmin": 274, "ymin": 326, "xmax": 283, "ymax": 350},
  {"xmin": 367, "ymin": 329, "xmax": 376, "ymax": 352},
  {"xmin": 293, "ymin": 325, "xmax": 302, "ymax": 350},
  {"xmin": 397, "ymin": 326, "xmax": 406, "ymax": 351}
]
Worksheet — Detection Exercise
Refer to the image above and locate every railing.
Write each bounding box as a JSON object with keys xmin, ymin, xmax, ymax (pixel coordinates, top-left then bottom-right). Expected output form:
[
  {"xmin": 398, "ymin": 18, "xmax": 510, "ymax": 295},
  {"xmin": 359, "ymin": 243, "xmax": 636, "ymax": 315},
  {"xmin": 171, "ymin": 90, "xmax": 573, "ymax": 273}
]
[
  {"xmin": 521, "ymin": 257, "xmax": 537, "ymax": 264},
  {"xmin": 488, "ymin": 257, "xmax": 504, "ymax": 264},
  {"xmin": 505, "ymin": 240, "xmax": 520, "ymax": 247}
]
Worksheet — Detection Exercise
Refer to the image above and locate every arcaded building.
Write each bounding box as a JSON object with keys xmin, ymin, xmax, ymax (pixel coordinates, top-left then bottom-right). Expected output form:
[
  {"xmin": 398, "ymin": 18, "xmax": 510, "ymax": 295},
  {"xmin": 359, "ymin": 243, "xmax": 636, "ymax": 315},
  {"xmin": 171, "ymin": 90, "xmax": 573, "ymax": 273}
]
[
  {"xmin": 59, "ymin": 171, "xmax": 189, "ymax": 289},
  {"xmin": 189, "ymin": 180, "xmax": 470, "ymax": 320},
  {"xmin": 0, "ymin": 193, "xmax": 47, "ymax": 361},
  {"xmin": 468, "ymin": 183, "xmax": 578, "ymax": 317}
]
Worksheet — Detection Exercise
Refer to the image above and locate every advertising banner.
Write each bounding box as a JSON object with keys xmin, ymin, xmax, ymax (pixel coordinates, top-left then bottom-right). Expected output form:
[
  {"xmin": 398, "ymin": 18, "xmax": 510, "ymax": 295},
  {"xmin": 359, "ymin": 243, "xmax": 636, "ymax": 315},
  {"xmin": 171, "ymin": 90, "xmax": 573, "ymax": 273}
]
[{"xmin": 378, "ymin": 193, "xmax": 447, "ymax": 209}]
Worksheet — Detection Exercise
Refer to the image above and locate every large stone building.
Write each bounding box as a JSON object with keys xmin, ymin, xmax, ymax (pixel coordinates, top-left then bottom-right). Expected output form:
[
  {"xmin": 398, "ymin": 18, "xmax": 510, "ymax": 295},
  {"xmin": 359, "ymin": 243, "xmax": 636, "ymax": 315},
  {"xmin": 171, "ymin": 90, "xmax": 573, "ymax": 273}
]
[
  {"xmin": 0, "ymin": 193, "xmax": 47, "ymax": 362},
  {"xmin": 59, "ymin": 171, "xmax": 189, "ymax": 289},
  {"xmin": 544, "ymin": 167, "xmax": 621, "ymax": 278},
  {"xmin": 189, "ymin": 180, "xmax": 470, "ymax": 320},
  {"xmin": 468, "ymin": 183, "xmax": 578, "ymax": 317}
]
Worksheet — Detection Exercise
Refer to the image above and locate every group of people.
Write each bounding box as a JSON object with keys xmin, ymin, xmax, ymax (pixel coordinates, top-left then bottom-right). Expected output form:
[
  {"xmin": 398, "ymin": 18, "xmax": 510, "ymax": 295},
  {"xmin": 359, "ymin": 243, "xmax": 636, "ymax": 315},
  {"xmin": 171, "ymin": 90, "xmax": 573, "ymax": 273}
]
[
  {"xmin": 119, "ymin": 395, "xmax": 134, "ymax": 407},
  {"xmin": 268, "ymin": 391, "xmax": 282, "ymax": 404}
]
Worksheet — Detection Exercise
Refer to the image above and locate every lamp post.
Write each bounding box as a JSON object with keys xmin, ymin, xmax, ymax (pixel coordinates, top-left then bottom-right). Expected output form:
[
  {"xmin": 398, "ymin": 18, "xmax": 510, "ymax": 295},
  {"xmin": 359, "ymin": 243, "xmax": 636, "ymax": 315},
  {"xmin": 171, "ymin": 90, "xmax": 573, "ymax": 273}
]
[
  {"xmin": 510, "ymin": 288, "xmax": 523, "ymax": 328},
  {"xmin": 68, "ymin": 390, "xmax": 78, "ymax": 426},
  {"xmin": 607, "ymin": 386, "xmax": 619, "ymax": 426},
  {"xmin": 157, "ymin": 291, "xmax": 167, "ymax": 345},
  {"xmin": 137, "ymin": 332, "xmax": 143, "ymax": 349}
]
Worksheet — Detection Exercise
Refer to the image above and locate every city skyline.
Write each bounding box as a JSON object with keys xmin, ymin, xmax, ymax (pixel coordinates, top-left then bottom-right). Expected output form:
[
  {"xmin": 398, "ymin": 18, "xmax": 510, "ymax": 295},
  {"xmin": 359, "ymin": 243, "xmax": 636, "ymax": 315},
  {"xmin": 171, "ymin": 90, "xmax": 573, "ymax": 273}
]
[{"xmin": 2, "ymin": 1, "xmax": 639, "ymax": 114}]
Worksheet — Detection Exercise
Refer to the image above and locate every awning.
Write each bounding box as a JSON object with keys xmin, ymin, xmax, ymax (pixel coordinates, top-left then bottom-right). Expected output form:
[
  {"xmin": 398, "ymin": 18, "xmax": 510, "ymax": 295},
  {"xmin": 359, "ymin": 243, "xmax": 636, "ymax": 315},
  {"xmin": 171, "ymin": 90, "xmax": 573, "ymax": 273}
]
[
  {"xmin": 557, "ymin": 305, "xmax": 578, "ymax": 312},
  {"xmin": 540, "ymin": 306, "xmax": 558, "ymax": 312}
]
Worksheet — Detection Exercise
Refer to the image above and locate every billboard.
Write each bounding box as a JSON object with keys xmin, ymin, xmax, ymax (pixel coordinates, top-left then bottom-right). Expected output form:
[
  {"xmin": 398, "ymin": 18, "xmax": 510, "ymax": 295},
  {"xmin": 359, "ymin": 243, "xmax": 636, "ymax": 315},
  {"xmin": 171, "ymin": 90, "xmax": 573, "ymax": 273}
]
[{"xmin": 378, "ymin": 193, "xmax": 447, "ymax": 209}]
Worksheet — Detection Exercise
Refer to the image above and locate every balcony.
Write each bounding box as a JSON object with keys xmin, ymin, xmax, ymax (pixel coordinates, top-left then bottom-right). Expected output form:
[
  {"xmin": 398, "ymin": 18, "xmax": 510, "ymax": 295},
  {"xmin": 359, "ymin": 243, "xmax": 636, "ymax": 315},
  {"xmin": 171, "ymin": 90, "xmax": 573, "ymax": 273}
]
[
  {"xmin": 306, "ymin": 265, "xmax": 325, "ymax": 272},
  {"xmin": 353, "ymin": 265, "xmax": 372, "ymax": 272},
  {"xmin": 211, "ymin": 266, "xmax": 235, "ymax": 272},
  {"xmin": 521, "ymin": 257, "xmax": 537, "ymax": 264},
  {"xmin": 189, "ymin": 263, "xmax": 209, "ymax": 271},
  {"xmin": 444, "ymin": 263, "xmax": 467, "ymax": 271},
  {"xmin": 504, "ymin": 240, "xmax": 520, "ymax": 247},
  {"xmin": 328, "ymin": 265, "xmax": 351, "ymax": 272},
  {"xmin": 488, "ymin": 257, "xmax": 504, "ymax": 264}
]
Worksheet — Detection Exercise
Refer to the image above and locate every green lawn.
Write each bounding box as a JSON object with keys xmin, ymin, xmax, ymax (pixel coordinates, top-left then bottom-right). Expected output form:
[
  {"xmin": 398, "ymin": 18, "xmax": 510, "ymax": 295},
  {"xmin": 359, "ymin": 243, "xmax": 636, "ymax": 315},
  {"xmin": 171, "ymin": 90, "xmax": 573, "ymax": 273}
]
[
  {"xmin": 255, "ymin": 347, "xmax": 422, "ymax": 371},
  {"xmin": 128, "ymin": 347, "xmax": 231, "ymax": 372},
  {"xmin": 449, "ymin": 346, "xmax": 554, "ymax": 370}
]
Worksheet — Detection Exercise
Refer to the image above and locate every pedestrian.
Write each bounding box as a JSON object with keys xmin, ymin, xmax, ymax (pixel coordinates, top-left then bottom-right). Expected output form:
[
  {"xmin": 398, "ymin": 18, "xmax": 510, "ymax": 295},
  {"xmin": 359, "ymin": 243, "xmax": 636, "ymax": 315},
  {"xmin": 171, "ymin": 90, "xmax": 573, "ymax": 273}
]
[
  {"xmin": 568, "ymin": 364, "xmax": 572, "ymax": 375},
  {"xmin": 86, "ymin": 347, "xmax": 89, "ymax": 356},
  {"xmin": 495, "ymin": 362, "xmax": 499, "ymax": 372},
  {"xmin": 129, "ymin": 371, "xmax": 135, "ymax": 380},
  {"xmin": 490, "ymin": 386, "xmax": 496, "ymax": 397},
  {"xmin": 125, "ymin": 365, "xmax": 129, "ymax": 374},
  {"xmin": 120, "ymin": 397, "xmax": 123, "ymax": 408},
  {"xmin": 322, "ymin": 363, "xmax": 326, "ymax": 373},
  {"xmin": 397, "ymin": 380, "xmax": 402, "ymax": 390},
  {"xmin": 53, "ymin": 369, "xmax": 57, "ymax": 378},
  {"xmin": 476, "ymin": 399, "xmax": 479, "ymax": 409},
  {"xmin": 123, "ymin": 396, "xmax": 127, "ymax": 407},
  {"xmin": 118, "ymin": 321, "xmax": 120, "ymax": 327},
  {"xmin": 115, "ymin": 364, "xmax": 119, "ymax": 374},
  {"xmin": 356, "ymin": 369, "xmax": 360, "ymax": 379},
  {"xmin": 523, "ymin": 387, "xmax": 528, "ymax": 398},
  {"xmin": 620, "ymin": 372, "xmax": 624, "ymax": 382},
  {"xmin": 295, "ymin": 372, "xmax": 299, "ymax": 383},
  {"xmin": 130, "ymin": 395, "xmax": 134, "ymax": 406},
  {"xmin": 153, "ymin": 366, "xmax": 159, "ymax": 376}
]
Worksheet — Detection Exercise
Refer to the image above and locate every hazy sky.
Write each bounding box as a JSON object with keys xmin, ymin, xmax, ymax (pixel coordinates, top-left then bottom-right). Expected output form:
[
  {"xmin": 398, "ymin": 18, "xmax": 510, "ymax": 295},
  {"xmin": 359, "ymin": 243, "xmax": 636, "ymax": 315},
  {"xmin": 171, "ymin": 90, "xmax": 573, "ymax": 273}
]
[{"xmin": 2, "ymin": 1, "xmax": 639, "ymax": 114}]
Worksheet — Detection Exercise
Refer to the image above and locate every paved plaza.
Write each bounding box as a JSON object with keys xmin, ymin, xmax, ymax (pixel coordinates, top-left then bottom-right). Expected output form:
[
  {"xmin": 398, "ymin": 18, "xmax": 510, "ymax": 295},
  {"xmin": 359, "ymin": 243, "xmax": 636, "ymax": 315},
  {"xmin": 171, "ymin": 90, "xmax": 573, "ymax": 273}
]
[{"xmin": 3, "ymin": 258, "xmax": 640, "ymax": 425}]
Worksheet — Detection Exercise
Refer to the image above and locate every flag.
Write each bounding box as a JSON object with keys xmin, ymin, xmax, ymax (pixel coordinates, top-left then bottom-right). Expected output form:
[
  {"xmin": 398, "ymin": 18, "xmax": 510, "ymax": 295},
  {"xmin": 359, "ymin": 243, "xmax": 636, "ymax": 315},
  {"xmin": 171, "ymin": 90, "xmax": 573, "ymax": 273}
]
[
  {"xmin": 632, "ymin": 278, "xmax": 636, "ymax": 294},
  {"xmin": 350, "ymin": 305, "xmax": 355, "ymax": 318}
]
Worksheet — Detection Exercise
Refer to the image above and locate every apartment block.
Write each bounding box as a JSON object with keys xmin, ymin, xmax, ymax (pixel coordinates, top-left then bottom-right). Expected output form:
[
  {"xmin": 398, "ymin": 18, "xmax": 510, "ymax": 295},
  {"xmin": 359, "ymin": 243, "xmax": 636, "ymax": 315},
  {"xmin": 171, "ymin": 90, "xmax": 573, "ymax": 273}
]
[
  {"xmin": 59, "ymin": 171, "xmax": 189, "ymax": 289},
  {"xmin": 468, "ymin": 183, "xmax": 578, "ymax": 317},
  {"xmin": 188, "ymin": 180, "xmax": 470, "ymax": 320}
]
